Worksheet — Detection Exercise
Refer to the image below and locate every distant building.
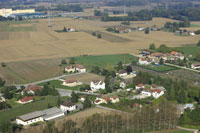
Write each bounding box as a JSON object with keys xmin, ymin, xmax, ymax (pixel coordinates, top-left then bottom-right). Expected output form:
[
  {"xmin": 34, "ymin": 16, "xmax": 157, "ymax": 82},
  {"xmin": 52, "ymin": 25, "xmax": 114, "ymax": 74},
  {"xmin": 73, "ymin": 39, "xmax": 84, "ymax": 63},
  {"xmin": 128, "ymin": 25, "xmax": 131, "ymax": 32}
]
[
  {"xmin": 62, "ymin": 79, "xmax": 82, "ymax": 87},
  {"xmin": 65, "ymin": 65, "xmax": 86, "ymax": 73},
  {"xmin": 120, "ymin": 81, "xmax": 126, "ymax": 89},
  {"xmin": 151, "ymin": 89, "xmax": 164, "ymax": 99},
  {"xmin": 60, "ymin": 101, "xmax": 76, "ymax": 113},
  {"xmin": 90, "ymin": 80, "xmax": 105, "ymax": 91},
  {"xmin": 16, "ymin": 107, "xmax": 64, "ymax": 126},
  {"xmin": 0, "ymin": 8, "xmax": 35, "ymax": 17},
  {"xmin": 24, "ymin": 85, "xmax": 43, "ymax": 95},
  {"xmin": 18, "ymin": 96, "xmax": 33, "ymax": 104},
  {"xmin": 138, "ymin": 58, "xmax": 152, "ymax": 65},
  {"xmin": 191, "ymin": 63, "xmax": 200, "ymax": 69},
  {"xmin": 116, "ymin": 70, "xmax": 127, "ymax": 78},
  {"xmin": 135, "ymin": 84, "xmax": 145, "ymax": 90}
]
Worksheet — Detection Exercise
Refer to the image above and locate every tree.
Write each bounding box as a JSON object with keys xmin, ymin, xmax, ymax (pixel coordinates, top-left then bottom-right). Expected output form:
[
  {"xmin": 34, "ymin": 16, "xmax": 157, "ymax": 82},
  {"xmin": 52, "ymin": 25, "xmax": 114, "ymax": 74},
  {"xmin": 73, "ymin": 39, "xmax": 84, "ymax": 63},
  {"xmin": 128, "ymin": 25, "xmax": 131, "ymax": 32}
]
[
  {"xmin": 57, "ymin": 97, "xmax": 62, "ymax": 106},
  {"xmin": 178, "ymin": 90, "xmax": 187, "ymax": 104},
  {"xmin": 97, "ymin": 34, "xmax": 102, "ymax": 38},
  {"xmin": 116, "ymin": 61, "xmax": 123, "ymax": 71},
  {"xmin": 83, "ymin": 96, "xmax": 91, "ymax": 109},
  {"xmin": 159, "ymin": 58, "xmax": 164, "ymax": 65},
  {"xmin": 144, "ymin": 27, "xmax": 149, "ymax": 34},
  {"xmin": 69, "ymin": 58, "xmax": 75, "ymax": 64},
  {"xmin": 149, "ymin": 43, "xmax": 156, "ymax": 50},
  {"xmin": 61, "ymin": 59, "xmax": 67, "ymax": 65},
  {"xmin": 71, "ymin": 91, "xmax": 78, "ymax": 103},
  {"xmin": 157, "ymin": 44, "xmax": 170, "ymax": 53},
  {"xmin": 4, "ymin": 89, "xmax": 12, "ymax": 99},
  {"xmin": 63, "ymin": 27, "xmax": 67, "ymax": 32},
  {"xmin": 197, "ymin": 40, "xmax": 200, "ymax": 47},
  {"xmin": 1, "ymin": 62, "xmax": 6, "ymax": 67},
  {"xmin": 92, "ymin": 32, "xmax": 96, "ymax": 36},
  {"xmin": 126, "ymin": 65, "xmax": 132, "ymax": 73},
  {"xmin": 0, "ymin": 78, "xmax": 5, "ymax": 87},
  {"xmin": 169, "ymin": 84, "xmax": 175, "ymax": 100}
]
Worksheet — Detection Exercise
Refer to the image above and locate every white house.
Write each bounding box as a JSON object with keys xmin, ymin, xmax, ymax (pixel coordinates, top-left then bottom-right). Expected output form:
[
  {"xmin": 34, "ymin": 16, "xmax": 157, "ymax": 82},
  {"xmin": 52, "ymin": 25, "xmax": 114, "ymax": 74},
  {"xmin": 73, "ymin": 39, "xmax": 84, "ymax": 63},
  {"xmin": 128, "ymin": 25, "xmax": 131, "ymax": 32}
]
[
  {"xmin": 191, "ymin": 63, "xmax": 200, "ymax": 69},
  {"xmin": 110, "ymin": 96, "xmax": 120, "ymax": 103},
  {"xmin": 151, "ymin": 89, "xmax": 164, "ymax": 99},
  {"xmin": 120, "ymin": 82, "xmax": 126, "ymax": 89},
  {"xmin": 65, "ymin": 66, "xmax": 76, "ymax": 73},
  {"xmin": 60, "ymin": 101, "xmax": 76, "ymax": 112},
  {"xmin": 94, "ymin": 97, "xmax": 108, "ymax": 105},
  {"xmin": 62, "ymin": 79, "xmax": 82, "ymax": 87},
  {"xmin": 90, "ymin": 80, "xmax": 105, "ymax": 91},
  {"xmin": 141, "ymin": 89, "xmax": 151, "ymax": 97},
  {"xmin": 18, "ymin": 96, "xmax": 33, "ymax": 104},
  {"xmin": 65, "ymin": 65, "xmax": 86, "ymax": 73},
  {"xmin": 116, "ymin": 70, "xmax": 127, "ymax": 78},
  {"xmin": 16, "ymin": 107, "xmax": 64, "ymax": 126},
  {"xmin": 138, "ymin": 58, "xmax": 151, "ymax": 65},
  {"xmin": 135, "ymin": 84, "xmax": 145, "ymax": 90},
  {"xmin": 73, "ymin": 65, "xmax": 86, "ymax": 73}
]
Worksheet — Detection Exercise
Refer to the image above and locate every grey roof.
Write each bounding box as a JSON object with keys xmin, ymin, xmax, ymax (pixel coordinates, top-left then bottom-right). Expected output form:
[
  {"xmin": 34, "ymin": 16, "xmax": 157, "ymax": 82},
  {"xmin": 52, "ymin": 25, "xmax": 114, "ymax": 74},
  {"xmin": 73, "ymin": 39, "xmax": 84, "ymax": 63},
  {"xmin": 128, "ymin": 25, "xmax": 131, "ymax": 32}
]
[
  {"xmin": 62, "ymin": 101, "xmax": 75, "ymax": 107},
  {"xmin": 17, "ymin": 111, "xmax": 44, "ymax": 121},
  {"xmin": 157, "ymin": 86, "xmax": 166, "ymax": 91},
  {"xmin": 42, "ymin": 107, "xmax": 64, "ymax": 119}
]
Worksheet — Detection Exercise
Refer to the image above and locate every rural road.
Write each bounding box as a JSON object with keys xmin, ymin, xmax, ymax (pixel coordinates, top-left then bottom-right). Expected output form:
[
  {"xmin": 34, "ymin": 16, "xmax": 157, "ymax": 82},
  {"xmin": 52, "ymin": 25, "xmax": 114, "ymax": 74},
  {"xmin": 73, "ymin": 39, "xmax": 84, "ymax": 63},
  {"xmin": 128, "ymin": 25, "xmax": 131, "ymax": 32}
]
[
  {"xmin": 10, "ymin": 72, "xmax": 88, "ymax": 89},
  {"xmin": 176, "ymin": 126, "xmax": 198, "ymax": 132},
  {"xmin": 165, "ymin": 63, "xmax": 200, "ymax": 73}
]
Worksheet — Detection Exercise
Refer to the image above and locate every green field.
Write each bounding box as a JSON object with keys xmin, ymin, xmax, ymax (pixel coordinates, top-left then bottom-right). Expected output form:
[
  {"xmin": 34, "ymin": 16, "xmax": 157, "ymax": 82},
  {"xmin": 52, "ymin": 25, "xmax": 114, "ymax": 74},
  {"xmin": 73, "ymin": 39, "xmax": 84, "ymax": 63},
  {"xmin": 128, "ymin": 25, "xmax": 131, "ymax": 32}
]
[
  {"xmin": 190, "ymin": 24, "xmax": 200, "ymax": 27},
  {"xmin": 0, "ymin": 96, "xmax": 62, "ymax": 122},
  {"xmin": 0, "ymin": 21, "xmax": 36, "ymax": 32},
  {"xmin": 74, "ymin": 54, "xmax": 138, "ymax": 68},
  {"xmin": 175, "ymin": 46, "xmax": 200, "ymax": 57},
  {"xmin": 138, "ymin": 64, "xmax": 178, "ymax": 72},
  {"xmin": 38, "ymin": 80, "xmax": 85, "ymax": 91}
]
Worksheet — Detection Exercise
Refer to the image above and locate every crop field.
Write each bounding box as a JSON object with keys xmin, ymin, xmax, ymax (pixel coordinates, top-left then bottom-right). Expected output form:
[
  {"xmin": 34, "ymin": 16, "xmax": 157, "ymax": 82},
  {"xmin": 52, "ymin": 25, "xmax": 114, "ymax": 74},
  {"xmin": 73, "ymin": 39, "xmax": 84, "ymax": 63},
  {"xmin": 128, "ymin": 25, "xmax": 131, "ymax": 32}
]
[
  {"xmin": 0, "ymin": 17, "xmax": 199, "ymax": 84},
  {"xmin": 0, "ymin": 96, "xmax": 62, "ymax": 123},
  {"xmin": 75, "ymin": 54, "xmax": 137, "ymax": 68},
  {"xmin": 138, "ymin": 64, "xmax": 178, "ymax": 72}
]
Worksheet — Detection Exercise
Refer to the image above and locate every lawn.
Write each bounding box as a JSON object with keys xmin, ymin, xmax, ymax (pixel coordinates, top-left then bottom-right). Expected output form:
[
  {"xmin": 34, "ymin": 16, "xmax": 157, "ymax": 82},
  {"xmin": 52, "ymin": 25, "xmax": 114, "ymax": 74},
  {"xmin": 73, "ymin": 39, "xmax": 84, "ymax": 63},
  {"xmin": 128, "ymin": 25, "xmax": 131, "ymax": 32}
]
[
  {"xmin": 38, "ymin": 80, "xmax": 85, "ymax": 91},
  {"xmin": 174, "ymin": 46, "xmax": 200, "ymax": 57},
  {"xmin": 138, "ymin": 64, "xmax": 178, "ymax": 72},
  {"xmin": 0, "ymin": 96, "xmax": 61, "ymax": 122},
  {"xmin": 74, "ymin": 54, "xmax": 138, "ymax": 68}
]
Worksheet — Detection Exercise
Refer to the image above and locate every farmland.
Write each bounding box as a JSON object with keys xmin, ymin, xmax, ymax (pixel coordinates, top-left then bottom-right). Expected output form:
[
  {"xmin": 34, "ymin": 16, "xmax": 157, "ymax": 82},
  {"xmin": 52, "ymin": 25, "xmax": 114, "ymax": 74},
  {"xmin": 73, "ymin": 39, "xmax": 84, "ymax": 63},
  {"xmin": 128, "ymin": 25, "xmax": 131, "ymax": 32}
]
[
  {"xmin": 138, "ymin": 64, "xmax": 178, "ymax": 72},
  {"xmin": 0, "ymin": 17, "xmax": 199, "ymax": 84}
]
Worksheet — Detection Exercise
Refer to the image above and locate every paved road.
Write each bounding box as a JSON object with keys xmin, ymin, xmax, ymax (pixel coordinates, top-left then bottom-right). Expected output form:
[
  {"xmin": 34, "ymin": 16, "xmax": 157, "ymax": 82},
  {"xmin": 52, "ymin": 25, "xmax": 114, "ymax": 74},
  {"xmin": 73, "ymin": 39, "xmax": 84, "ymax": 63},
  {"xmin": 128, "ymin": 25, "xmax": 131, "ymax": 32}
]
[
  {"xmin": 176, "ymin": 126, "xmax": 198, "ymax": 132},
  {"xmin": 165, "ymin": 63, "xmax": 200, "ymax": 73},
  {"xmin": 8, "ymin": 72, "xmax": 88, "ymax": 88}
]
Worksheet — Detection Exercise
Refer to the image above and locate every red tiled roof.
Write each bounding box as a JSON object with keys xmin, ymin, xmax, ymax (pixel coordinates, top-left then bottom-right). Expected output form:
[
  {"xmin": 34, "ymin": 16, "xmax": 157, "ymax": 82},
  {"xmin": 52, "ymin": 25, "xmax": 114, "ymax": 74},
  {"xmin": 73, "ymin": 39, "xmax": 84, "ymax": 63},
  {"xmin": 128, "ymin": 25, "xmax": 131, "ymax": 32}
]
[
  {"xmin": 171, "ymin": 51, "xmax": 177, "ymax": 55},
  {"xmin": 20, "ymin": 96, "xmax": 33, "ymax": 102},
  {"xmin": 95, "ymin": 100, "xmax": 101, "ymax": 103},
  {"xmin": 151, "ymin": 89, "xmax": 162, "ymax": 93},
  {"xmin": 25, "ymin": 85, "xmax": 43, "ymax": 92},
  {"xmin": 136, "ymin": 84, "xmax": 144, "ymax": 87},
  {"xmin": 65, "ymin": 79, "xmax": 77, "ymax": 83}
]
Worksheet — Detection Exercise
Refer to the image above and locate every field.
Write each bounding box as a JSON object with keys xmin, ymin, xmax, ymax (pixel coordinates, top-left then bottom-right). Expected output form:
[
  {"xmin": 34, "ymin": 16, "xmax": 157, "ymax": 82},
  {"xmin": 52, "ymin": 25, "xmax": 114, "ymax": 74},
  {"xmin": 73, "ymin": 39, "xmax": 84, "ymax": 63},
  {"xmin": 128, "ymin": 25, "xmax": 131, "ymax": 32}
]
[
  {"xmin": 138, "ymin": 64, "xmax": 178, "ymax": 72},
  {"xmin": 75, "ymin": 54, "xmax": 137, "ymax": 68},
  {"xmin": 0, "ymin": 17, "xmax": 199, "ymax": 84},
  {"xmin": 149, "ymin": 129, "xmax": 192, "ymax": 133},
  {"xmin": 0, "ymin": 96, "xmax": 62, "ymax": 123},
  {"xmin": 175, "ymin": 45, "xmax": 200, "ymax": 57}
]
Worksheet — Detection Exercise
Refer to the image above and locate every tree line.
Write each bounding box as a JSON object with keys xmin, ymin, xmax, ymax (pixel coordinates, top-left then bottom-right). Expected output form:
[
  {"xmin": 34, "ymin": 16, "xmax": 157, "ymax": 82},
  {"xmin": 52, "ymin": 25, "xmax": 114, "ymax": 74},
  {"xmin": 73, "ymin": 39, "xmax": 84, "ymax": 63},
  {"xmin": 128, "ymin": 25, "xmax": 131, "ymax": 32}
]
[{"xmin": 41, "ymin": 101, "xmax": 178, "ymax": 133}]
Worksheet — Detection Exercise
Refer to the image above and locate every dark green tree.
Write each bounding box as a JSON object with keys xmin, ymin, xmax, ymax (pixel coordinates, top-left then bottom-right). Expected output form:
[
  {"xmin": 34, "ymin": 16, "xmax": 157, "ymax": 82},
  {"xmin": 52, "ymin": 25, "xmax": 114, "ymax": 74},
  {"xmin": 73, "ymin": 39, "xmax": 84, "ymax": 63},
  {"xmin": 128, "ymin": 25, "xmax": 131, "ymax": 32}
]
[
  {"xmin": 71, "ymin": 91, "xmax": 78, "ymax": 103},
  {"xmin": 69, "ymin": 58, "xmax": 75, "ymax": 64},
  {"xmin": 144, "ymin": 27, "xmax": 149, "ymax": 34},
  {"xmin": 159, "ymin": 58, "xmax": 164, "ymax": 65},
  {"xmin": 61, "ymin": 59, "xmax": 67, "ymax": 65},
  {"xmin": 83, "ymin": 96, "xmax": 91, "ymax": 109},
  {"xmin": 149, "ymin": 43, "xmax": 156, "ymax": 50},
  {"xmin": 97, "ymin": 34, "xmax": 102, "ymax": 38}
]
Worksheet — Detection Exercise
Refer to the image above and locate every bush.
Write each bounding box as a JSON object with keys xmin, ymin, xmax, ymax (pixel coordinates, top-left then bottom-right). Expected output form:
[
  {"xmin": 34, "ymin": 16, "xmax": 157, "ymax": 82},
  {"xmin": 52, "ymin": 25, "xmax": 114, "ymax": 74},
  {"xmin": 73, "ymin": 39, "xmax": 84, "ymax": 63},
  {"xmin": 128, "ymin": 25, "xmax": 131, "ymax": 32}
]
[
  {"xmin": 97, "ymin": 34, "xmax": 102, "ymax": 38},
  {"xmin": 197, "ymin": 40, "xmax": 200, "ymax": 47}
]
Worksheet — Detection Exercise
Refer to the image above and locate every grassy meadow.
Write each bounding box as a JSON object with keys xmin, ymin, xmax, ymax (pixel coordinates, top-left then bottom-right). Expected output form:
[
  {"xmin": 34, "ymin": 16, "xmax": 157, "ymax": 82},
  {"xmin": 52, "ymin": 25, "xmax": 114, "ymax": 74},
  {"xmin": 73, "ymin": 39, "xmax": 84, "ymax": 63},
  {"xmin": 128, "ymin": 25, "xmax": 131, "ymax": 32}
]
[{"xmin": 75, "ymin": 54, "xmax": 138, "ymax": 68}]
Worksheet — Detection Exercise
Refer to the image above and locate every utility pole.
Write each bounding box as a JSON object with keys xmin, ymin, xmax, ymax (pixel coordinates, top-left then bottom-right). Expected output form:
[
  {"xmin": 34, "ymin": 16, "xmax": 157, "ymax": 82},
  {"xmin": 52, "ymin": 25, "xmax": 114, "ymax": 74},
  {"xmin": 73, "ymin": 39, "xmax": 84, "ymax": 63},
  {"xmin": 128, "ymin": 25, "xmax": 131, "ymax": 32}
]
[{"xmin": 48, "ymin": 0, "xmax": 52, "ymax": 27}]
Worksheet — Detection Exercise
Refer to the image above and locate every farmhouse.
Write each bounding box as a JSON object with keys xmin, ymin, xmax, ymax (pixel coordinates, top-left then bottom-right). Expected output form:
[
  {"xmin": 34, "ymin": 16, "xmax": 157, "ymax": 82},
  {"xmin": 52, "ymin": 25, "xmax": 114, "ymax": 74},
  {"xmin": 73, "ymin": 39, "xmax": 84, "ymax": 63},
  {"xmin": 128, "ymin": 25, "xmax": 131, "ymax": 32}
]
[
  {"xmin": 60, "ymin": 101, "xmax": 76, "ymax": 113},
  {"xmin": 16, "ymin": 107, "xmax": 64, "ymax": 126},
  {"xmin": 191, "ymin": 63, "xmax": 200, "ymax": 69},
  {"xmin": 65, "ymin": 65, "xmax": 86, "ymax": 73},
  {"xmin": 120, "ymin": 81, "xmax": 126, "ymax": 89},
  {"xmin": 135, "ymin": 84, "xmax": 145, "ymax": 90},
  {"xmin": 138, "ymin": 58, "xmax": 152, "ymax": 65},
  {"xmin": 141, "ymin": 89, "xmax": 152, "ymax": 97},
  {"xmin": 18, "ymin": 96, "xmax": 33, "ymax": 104},
  {"xmin": 90, "ymin": 80, "xmax": 105, "ymax": 91},
  {"xmin": 151, "ymin": 89, "xmax": 164, "ymax": 99},
  {"xmin": 63, "ymin": 79, "xmax": 82, "ymax": 87},
  {"xmin": 24, "ymin": 85, "xmax": 43, "ymax": 95},
  {"xmin": 94, "ymin": 96, "xmax": 119, "ymax": 104},
  {"xmin": 116, "ymin": 70, "xmax": 127, "ymax": 78},
  {"xmin": 140, "ymin": 50, "xmax": 152, "ymax": 56}
]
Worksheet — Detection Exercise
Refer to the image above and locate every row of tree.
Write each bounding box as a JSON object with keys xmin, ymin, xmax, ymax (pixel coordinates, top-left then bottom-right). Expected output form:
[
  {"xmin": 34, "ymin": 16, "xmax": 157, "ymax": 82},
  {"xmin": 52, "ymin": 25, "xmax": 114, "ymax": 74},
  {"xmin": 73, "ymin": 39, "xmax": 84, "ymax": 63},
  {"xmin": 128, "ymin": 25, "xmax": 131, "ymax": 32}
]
[{"xmin": 41, "ymin": 101, "xmax": 178, "ymax": 133}]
